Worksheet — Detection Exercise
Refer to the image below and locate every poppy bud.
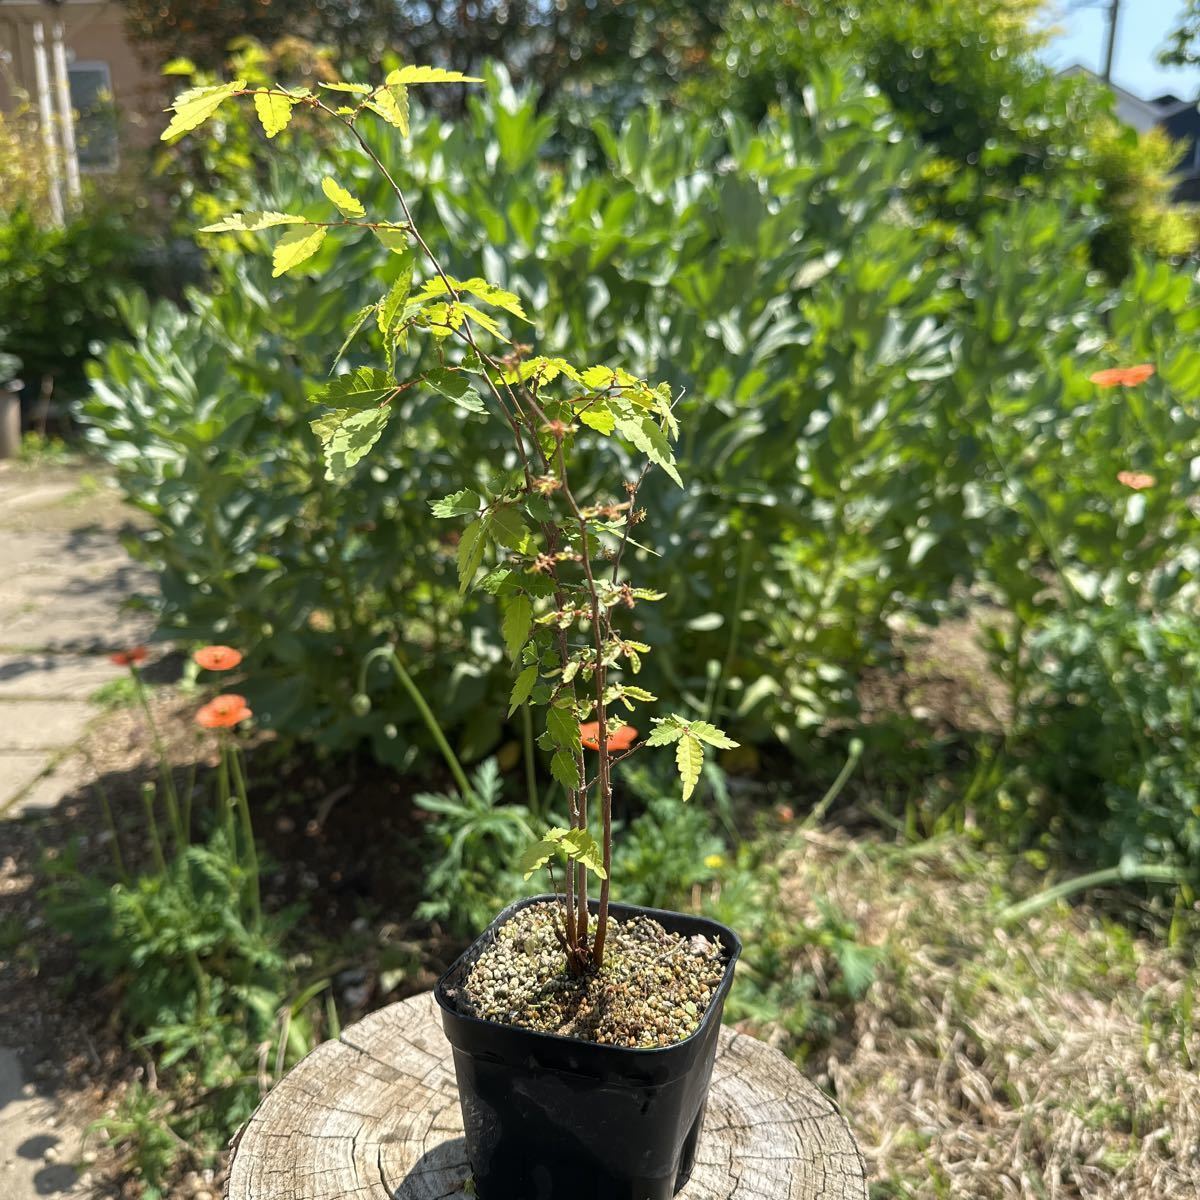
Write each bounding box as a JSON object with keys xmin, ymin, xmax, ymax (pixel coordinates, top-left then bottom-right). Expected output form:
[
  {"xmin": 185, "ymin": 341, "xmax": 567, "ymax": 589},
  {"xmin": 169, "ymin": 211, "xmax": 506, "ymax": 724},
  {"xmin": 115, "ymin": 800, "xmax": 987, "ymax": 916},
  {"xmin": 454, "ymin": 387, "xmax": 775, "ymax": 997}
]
[{"xmin": 351, "ymin": 692, "xmax": 372, "ymax": 717}]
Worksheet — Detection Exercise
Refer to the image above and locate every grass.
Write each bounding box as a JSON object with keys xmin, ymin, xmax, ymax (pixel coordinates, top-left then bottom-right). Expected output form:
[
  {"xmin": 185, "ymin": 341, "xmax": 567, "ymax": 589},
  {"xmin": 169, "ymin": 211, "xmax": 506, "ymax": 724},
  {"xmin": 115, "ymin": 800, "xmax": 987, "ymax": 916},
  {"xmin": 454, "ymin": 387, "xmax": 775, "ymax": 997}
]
[{"xmin": 760, "ymin": 829, "xmax": 1199, "ymax": 1199}]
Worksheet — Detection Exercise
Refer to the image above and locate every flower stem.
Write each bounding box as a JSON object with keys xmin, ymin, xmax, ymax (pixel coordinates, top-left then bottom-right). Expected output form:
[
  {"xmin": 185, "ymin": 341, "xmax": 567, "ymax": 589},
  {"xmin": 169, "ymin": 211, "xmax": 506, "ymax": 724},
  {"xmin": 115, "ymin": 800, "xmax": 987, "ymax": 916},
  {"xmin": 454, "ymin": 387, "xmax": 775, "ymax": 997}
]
[
  {"xmin": 227, "ymin": 740, "xmax": 262, "ymax": 932},
  {"xmin": 360, "ymin": 646, "xmax": 473, "ymax": 800}
]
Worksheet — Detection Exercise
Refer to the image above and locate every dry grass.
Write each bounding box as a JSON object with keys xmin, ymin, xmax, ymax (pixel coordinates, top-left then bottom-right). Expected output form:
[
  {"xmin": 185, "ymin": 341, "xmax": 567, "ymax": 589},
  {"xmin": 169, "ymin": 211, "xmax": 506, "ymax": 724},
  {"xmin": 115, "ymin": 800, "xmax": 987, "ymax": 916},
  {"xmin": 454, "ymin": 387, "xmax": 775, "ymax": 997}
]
[{"xmin": 775, "ymin": 831, "xmax": 1200, "ymax": 1199}]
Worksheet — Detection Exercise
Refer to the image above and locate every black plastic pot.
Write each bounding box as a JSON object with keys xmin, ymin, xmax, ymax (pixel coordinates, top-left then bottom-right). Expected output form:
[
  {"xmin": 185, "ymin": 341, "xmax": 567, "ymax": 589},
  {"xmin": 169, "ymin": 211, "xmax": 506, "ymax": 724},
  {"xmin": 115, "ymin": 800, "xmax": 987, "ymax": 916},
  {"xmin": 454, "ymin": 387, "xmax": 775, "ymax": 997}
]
[{"xmin": 435, "ymin": 894, "xmax": 741, "ymax": 1200}]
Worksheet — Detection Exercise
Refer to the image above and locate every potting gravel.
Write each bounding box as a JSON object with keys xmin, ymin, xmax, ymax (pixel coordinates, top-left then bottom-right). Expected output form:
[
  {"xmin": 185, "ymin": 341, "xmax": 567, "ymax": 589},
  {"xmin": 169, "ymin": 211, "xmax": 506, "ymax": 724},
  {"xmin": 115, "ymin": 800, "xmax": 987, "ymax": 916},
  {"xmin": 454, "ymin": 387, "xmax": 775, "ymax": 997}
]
[{"xmin": 459, "ymin": 902, "xmax": 727, "ymax": 1047}]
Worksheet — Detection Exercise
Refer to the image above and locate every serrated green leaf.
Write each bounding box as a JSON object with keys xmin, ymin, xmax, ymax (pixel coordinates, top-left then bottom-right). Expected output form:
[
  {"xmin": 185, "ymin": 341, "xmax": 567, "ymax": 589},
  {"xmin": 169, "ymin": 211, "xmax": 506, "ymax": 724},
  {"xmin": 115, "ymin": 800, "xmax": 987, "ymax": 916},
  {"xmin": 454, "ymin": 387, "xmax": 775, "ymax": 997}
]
[
  {"xmin": 550, "ymin": 749, "xmax": 581, "ymax": 791},
  {"xmin": 615, "ymin": 413, "xmax": 682, "ymax": 487},
  {"xmin": 161, "ymin": 80, "xmax": 244, "ymax": 141},
  {"xmin": 426, "ymin": 368, "xmax": 486, "ymax": 414},
  {"xmin": 518, "ymin": 838, "xmax": 557, "ymax": 880},
  {"xmin": 378, "ymin": 259, "xmax": 414, "ymax": 336},
  {"xmin": 560, "ymin": 827, "xmax": 606, "ymax": 878},
  {"xmin": 366, "ymin": 87, "xmax": 409, "ymax": 133},
  {"xmin": 459, "ymin": 302, "xmax": 505, "ymax": 339},
  {"xmin": 503, "ymin": 595, "xmax": 532, "ymax": 660},
  {"xmin": 412, "ymin": 275, "xmax": 531, "ymax": 322},
  {"xmin": 253, "ymin": 89, "xmax": 294, "ymax": 138},
  {"xmin": 490, "ymin": 505, "xmax": 532, "ymax": 552},
  {"xmin": 646, "ymin": 717, "xmax": 685, "ymax": 747},
  {"xmin": 689, "ymin": 721, "xmax": 739, "ymax": 750},
  {"xmin": 676, "ymin": 734, "xmax": 704, "ymax": 801},
  {"xmin": 320, "ymin": 81, "xmax": 371, "ymax": 94},
  {"xmin": 620, "ymin": 685, "xmax": 657, "ymax": 703},
  {"xmin": 272, "ymin": 225, "xmax": 327, "ymax": 277},
  {"xmin": 313, "ymin": 367, "xmax": 397, "ymax": 408},
  {"xmin": 378, "ymin": 79, "xmax": 410, "ymax": 136},
  {"xmin": 374, "ymin": 224, "xmax": 411, "ymax": 253},
  {"xmin": 509, "ymin": 664, "xmax": 538, "ymax": 715},
  {"xmin": 546, "ymin": 705, "xmax": 578, "ymax": 751},
  {"xmin": 199, "ymin": 210, "xmax": 305, "ymax": 233},
  {"xmin": 388, "ymin": 66, "xmax": 483, "ymax": 85},
  {"xmin": 578, "ymin": 402, "xmax": 615, "ymax": 435},
  {"xmin": 430, "ymin": 488, "xmax": 481, "ymax": 519},
  {"xmin": 309, "ymin": 407, "xmax": 390, "ymax": 483},
  {"xmin": 328, "ymin": 304, "xmax": 375, "ymax": 375},
  {"xmin": 458, "ymin": 518, "xmax": 487, "ymax": 594},
  {"xmin": 321, "ymin": 176, "xmax": 365, "ymax": 218}
]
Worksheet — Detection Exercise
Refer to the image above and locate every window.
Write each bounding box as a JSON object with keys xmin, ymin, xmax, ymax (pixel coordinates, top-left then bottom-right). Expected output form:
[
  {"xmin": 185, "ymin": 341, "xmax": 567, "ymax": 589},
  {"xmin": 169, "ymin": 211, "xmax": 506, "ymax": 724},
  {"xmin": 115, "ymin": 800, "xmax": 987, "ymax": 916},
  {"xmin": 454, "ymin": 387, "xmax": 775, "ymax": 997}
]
[{"xmin": 68, "ymin": 61, "xmax": 117, "ymax": 171}]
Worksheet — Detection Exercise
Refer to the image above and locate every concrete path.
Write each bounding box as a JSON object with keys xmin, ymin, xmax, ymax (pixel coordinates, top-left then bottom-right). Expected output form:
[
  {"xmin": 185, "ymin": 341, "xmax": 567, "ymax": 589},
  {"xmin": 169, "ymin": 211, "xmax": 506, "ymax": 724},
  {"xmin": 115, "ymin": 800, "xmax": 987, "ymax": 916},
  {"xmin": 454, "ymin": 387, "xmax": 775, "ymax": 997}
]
[
  {"xmin": 0, "ymin": 461, "xmax": 155, "ymax": 1198},
  {"xmin": 0, "ymin": 464, "xmax": 153, "ymax": 817}
]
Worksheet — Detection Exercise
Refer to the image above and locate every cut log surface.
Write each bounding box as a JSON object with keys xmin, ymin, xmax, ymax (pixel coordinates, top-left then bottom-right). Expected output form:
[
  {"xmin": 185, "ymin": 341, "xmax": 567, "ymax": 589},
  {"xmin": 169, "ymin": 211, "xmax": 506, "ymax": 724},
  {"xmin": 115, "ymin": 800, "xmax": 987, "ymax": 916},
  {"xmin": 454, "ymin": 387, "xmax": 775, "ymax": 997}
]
[{"xmin": 227, "ymin": 991, "xmax": 867, "ymax": 1200}]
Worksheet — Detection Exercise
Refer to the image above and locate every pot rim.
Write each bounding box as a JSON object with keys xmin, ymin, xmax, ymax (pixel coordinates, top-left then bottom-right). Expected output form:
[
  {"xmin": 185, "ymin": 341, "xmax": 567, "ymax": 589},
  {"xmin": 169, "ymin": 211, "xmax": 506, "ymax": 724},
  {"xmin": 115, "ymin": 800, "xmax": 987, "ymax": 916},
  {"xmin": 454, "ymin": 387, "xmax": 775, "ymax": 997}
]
[{"xmin": 434, "ymin": 892, "xmax": 742, "ymax": 1057}]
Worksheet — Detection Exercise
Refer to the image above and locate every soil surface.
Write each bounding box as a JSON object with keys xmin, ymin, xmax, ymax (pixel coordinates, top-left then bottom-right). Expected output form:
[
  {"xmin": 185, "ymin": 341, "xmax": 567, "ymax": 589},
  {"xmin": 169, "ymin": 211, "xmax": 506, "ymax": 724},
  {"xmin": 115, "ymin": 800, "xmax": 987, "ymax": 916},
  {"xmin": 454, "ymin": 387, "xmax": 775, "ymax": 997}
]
[{"xmin": 457, "ymin": 902, "xmax": 727, "ymax": 1047}]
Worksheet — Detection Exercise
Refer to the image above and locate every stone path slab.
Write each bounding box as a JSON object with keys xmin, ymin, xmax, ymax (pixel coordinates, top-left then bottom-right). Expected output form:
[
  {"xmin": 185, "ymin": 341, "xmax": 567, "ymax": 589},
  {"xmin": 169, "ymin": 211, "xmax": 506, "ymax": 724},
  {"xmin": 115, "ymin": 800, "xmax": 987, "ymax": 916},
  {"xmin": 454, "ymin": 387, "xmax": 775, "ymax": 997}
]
[
  {"xmin": 0, "ymin": 1049, "xmax": 84, "ymax": 1198},
  {"xmin": 0, "ymin": 655, "xmax": 122, "ymax": 701},
  {"xmin": 1, "ymin": 460, "xmax": 157, "ymax": 1197},
  {"xmin": 0, "ymin": 703, "xmax": 96, "ymax": 753}
]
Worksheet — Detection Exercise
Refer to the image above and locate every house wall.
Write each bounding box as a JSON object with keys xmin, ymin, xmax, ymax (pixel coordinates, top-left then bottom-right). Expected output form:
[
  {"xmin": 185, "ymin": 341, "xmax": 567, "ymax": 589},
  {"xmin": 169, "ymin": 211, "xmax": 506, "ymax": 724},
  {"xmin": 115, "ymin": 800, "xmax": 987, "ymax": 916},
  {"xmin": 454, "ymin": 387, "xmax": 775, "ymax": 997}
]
[{"xmin": 0, "ymin": 0, "xmax": 164, "ymax": 156}]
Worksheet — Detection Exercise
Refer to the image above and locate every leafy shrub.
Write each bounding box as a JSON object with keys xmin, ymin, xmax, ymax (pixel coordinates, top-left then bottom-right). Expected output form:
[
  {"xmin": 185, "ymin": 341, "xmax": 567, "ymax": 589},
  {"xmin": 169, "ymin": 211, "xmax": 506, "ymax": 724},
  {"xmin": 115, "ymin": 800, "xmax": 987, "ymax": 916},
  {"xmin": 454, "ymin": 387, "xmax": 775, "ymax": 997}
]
[
  {"xmin": 0, "ymin": 205, "xmax": 152, "ymax": 406},
  {"xmin": 83, "ymin": 64, "xmax": 1200, "ymax": 874},
  {"xmin": 705, "ymin": 0, "xmax": 1197, "ymax": 276}
]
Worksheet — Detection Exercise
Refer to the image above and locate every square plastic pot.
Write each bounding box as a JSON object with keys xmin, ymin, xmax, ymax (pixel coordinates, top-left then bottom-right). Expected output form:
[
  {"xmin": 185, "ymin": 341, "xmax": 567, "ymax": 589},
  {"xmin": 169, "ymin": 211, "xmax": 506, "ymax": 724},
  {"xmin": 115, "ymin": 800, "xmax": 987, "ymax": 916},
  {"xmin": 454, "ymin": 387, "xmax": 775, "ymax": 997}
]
[{"xmin": 435, "ymin": 894, "xmax": 742, "ymax": 1200}]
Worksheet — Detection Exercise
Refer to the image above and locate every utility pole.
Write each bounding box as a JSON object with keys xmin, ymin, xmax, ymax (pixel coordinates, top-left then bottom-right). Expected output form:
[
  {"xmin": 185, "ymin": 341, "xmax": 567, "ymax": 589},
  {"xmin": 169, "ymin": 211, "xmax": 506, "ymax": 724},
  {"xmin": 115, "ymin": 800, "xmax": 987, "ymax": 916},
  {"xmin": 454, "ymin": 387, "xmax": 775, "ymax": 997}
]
[{"xmin": 1101, "ymin": 0, "xmax": 1121, "ymax": 83}]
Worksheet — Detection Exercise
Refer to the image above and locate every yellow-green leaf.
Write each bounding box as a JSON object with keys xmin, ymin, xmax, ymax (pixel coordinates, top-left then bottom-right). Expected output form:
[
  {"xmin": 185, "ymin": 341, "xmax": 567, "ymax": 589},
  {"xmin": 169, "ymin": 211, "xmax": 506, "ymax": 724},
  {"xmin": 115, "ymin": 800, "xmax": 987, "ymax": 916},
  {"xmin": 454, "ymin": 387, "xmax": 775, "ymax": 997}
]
[
  {"xmin": 272, "ymin": 225, "xmax": 327, "ymax": 277},
  {"xmin": 374, "ymin": 224, "xmax": 411, "ymax": 253},
  {"xmin": 253, "ymin": 89, "xmax": 294, "ymax": 138},
  {"xmin": 161, "ymin": 80, "xmax": 245, "ymax": 141},
  {"xmin": 366, "ymin": 87, "xmax": 409, "ymax": 135},
  {"xmin": 388, "ymin": 66, "xmax": 482, "ymax": 85},
  {"xmin": 676, "ymin": 734, "xmax": 704, "ymax": 801},
  {"xmin": 320, "ymin": 81, "xmax": 371, "ymax": 94},
  {"xmin": 309, "ymin": 407, "xmax": 390, "ymax": 483},
  {"xmin": 200, "ymin": 210, "xmax": 304, "ymax": 233},
  {"xmin": 578, "ymin": 402, "xmax": 615, "ymax": 435},
  {"xmin": 321, "ymin": 176, "xmax": 365, "ymax": 218},
  {"xmin": 412, "ymin": 276, "xmax": 530, "ymax": 322},
  {"xmin": 378, "ymin": 260, "xmax": 414, "ymax": 336}
]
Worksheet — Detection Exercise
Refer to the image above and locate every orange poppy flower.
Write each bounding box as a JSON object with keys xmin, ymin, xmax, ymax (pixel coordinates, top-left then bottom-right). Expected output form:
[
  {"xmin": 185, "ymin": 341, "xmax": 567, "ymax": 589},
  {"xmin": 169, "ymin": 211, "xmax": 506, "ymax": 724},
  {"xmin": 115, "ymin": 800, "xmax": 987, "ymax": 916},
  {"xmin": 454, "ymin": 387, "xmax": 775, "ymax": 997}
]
[
  {"xmin": 1117, "ymin": 470, "xmax": 1156, "ymax": 491},
  {"xmin": 579, "ymin": 722, "xmax": 638, "ymax": 751},
  {"xmin": 1089, "ymin": 364, "xmax": 1155, "ymax": 388},
  {"xmin": 195, "ymin": 693, "xmax": 253, "ymax": 729},
  {"xmin": 194, "ymin": 645, "xmax": 243, "ymax": 672},
  {"xmin": 110, "ymin": 646, "xmax": 148, "ymax": 667}
]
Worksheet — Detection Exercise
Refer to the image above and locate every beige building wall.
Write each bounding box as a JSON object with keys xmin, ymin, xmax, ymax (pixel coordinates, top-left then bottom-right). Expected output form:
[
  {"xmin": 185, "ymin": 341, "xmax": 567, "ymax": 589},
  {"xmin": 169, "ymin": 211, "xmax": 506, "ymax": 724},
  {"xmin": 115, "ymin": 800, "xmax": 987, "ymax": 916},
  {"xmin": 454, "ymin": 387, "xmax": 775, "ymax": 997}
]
[{"xmin": 0, "ymin": 0, "xmax": 165, "ymax": 163}]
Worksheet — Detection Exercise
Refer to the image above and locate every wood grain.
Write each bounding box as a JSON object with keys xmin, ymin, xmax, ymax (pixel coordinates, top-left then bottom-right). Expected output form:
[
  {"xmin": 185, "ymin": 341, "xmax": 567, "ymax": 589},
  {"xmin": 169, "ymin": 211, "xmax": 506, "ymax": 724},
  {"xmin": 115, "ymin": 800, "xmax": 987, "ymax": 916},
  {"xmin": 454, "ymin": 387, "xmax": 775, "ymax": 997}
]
[{"xmin": 227, "ymin": 991, "xmax": 867, "ymax": 1199}]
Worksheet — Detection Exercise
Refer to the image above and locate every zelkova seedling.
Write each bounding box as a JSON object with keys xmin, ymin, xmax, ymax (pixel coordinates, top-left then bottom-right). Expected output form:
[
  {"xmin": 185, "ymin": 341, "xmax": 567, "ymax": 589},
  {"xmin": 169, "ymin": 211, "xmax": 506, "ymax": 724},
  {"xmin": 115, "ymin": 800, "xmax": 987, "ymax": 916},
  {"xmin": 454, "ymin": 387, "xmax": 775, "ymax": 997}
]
[{"xmin": 163, "ymin": 67, "xmax": 736, "ymax": 972}]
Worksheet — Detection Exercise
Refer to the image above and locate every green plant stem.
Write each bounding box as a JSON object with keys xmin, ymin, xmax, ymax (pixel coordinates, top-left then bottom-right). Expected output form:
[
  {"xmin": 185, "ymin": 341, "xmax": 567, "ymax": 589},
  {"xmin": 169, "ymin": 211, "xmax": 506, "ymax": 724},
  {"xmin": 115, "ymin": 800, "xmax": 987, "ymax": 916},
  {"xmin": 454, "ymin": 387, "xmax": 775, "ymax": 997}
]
[
  {"xmin": 141, "ymin": 783, "xmax": 168, "ymax": 876},
  {"xmin": 802, "ymin": 737, "xmax": 864, "ymax": 830},
  {"xmin": 130, "ymin": 666, "xmax": 183, "ymax": 847},
  {"xmin": 999, "ymin": 863, "xmax": 1188, "ymax": 925},
  {"xmin": 360, "ymin": 646, "xmax": 473, "ymax": 799},
  {"xmin": 95, "ymin": 780, "xmax": 128, "ymax": 882},
  {"xmin": 226, "ymin": 741, "xmax": 262, "ymax": 931},
  {"xmin": 217, "ymin": 740, "xmax": 235, "ymax": 849}
]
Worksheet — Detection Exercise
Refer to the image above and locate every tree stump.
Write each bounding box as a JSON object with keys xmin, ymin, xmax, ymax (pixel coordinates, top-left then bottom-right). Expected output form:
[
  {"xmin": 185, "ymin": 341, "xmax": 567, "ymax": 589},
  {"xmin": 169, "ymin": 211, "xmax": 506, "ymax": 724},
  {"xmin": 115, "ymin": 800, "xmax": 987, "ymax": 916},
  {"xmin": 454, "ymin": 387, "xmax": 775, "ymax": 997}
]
[{"xmin": 227, "ymin": 991, "xmax": 867, "ymax": 1200}]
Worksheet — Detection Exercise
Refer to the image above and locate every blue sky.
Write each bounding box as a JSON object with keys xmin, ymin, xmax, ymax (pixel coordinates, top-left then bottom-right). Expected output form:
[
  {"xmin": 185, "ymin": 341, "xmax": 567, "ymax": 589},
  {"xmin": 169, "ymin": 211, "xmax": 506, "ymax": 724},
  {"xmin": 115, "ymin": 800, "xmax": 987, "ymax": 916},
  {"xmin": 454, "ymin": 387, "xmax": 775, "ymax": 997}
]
[{"xmin": 1043, "ymin": 0, "xmax": 1200, "ymax": 100}]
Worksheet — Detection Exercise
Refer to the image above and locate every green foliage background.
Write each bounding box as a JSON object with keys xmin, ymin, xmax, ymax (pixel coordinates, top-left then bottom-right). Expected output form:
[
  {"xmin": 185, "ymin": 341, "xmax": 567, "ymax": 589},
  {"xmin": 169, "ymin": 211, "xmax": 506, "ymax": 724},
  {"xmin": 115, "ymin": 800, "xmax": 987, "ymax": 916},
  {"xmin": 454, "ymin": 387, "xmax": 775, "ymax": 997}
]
[{"xmin": 81, "ymin": 59, "xmax": 1200, "ymax": 875}]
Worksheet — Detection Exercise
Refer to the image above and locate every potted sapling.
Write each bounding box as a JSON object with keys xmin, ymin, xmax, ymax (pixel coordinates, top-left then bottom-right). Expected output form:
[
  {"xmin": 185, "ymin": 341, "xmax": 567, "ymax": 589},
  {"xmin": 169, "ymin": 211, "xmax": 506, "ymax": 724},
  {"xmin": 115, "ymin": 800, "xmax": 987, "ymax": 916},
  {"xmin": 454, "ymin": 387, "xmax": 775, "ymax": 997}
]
[{"xmin": 163, "ymin": 66, "xmax": 741, "ymax": 1200}]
